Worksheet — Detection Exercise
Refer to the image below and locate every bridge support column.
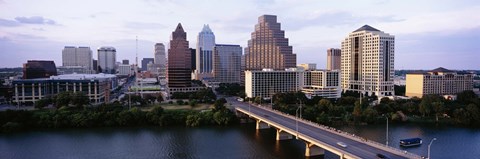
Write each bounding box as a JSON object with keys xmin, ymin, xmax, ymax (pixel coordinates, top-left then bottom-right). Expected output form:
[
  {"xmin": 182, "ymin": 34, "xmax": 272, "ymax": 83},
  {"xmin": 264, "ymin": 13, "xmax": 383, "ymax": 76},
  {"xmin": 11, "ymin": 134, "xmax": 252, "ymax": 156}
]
[
  {"xmin": 305, "ymin": 142, "xmax": 325, "ymax": 157},
  {"xmin": 256, "ymin": 120, "xmax": 270, "ymax": 129},
  {"xmin": 276, "ymin": 129, "xmax": 292, "ymax": 140}
]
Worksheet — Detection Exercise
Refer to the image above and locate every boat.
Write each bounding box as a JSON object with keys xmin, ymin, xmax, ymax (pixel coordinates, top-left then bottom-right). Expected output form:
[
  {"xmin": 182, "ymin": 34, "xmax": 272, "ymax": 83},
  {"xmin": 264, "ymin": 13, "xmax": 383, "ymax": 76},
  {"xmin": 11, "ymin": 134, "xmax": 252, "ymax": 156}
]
[{"xmin": 400, "ymin": 138, "xmax": 422, "ymax": 147}]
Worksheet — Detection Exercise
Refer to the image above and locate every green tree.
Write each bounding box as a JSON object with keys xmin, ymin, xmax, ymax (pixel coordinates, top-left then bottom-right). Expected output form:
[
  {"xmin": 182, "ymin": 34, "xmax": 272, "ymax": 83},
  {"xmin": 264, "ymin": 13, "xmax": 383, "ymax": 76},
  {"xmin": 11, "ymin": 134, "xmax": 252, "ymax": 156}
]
[
  {"xmin": 352, "ymin": 101, "xmax": 363, "ymax": 121},
  {"xmin": 213, "ymin": 110, "xmax": 232, "ymax": 125},
  {"xmin": 254, "ymin": 96, "xmax": 262, "ymax": 104},
  {"xmin": 55, "ymin": 91, "xmax": 72, "ymax": 108},
  {"xmin": 72, "ymin": 92, "xmax": 89, "ymax": 108},
  {"xmin": 432, "ymin": 101, "xmax": 445, "ymax": 122},
  {"xmin": 186, "ymin": 114, "xmax": 202, "ymax": 127},
  {"xmin": 146, "ymin": 106, "xmax": 164, "ymax": 126},
  {"xmin": 363, "ymin": 107, "xmax": 378, "ymax": 123}
]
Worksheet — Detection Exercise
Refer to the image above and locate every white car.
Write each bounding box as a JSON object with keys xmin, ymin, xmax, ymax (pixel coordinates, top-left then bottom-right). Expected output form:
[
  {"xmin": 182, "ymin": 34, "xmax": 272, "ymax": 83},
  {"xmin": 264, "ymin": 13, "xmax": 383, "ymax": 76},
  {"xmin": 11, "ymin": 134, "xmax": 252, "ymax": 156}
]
[
  {"xmin": 337, "ymin": 142, "xmax": 348, "ymax": 148},
  {"xmin": 237, "ymin": 98, "xmax": 244, "ymax": 102}
]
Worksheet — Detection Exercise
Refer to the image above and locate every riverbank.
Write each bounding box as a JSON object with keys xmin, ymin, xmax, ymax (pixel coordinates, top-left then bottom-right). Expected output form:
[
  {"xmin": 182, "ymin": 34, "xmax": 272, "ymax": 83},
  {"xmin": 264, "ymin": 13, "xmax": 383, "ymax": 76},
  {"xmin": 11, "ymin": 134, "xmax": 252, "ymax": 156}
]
[{"xmin": 0, "ymin": 101, "xmax": 237, "ymax": 133}]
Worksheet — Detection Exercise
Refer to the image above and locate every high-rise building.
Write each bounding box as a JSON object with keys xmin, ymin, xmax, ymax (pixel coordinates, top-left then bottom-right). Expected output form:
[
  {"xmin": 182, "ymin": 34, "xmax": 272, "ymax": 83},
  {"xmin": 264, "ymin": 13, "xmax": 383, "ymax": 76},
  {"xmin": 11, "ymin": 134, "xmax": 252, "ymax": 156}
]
[
  {"xmin": 213, "ymin": 44, "xmax": 242, "ymax": 84},
  {"xmin": 167, "ymin": 23, "xmax": 192, "ymax": 88},
  {"xmin": 302, "ymin": 70, "xmax": 341, "ymax": 99},
  {"xmin": 327, "ymin": 48, "xmax": 341, "ymax": 70},
  {"xmin": 190, "ymin": 48, "xmax": 196, "ymax": 71},
  {"xmin": 23, "ymin": 60, "xmax": 57, "ymax": 79},
  {"xmin": 97, "ymin": 47, "xmax": 117, "ymax": 74},
  {"xmin": 141, "ymin": 58, "xmax": 154, "ymax": 71},
  {"xmin": 122, "ymin": 59, "xmax": 129, "ymax": 65},
  {"xmin": 62, "ymin": 46, "xmax": 93, "ymax": 70},
  {"xmin": 245, "ymin": 68, "xmax": 304, "ymax": 98},
  {"xmin": 118, "ymin": 64, "xmax": 133, "ymax": 76},
  {"xmin": 92, "ymin": 60, "xmax": 98, "ymax": 72},
  {"xmin": 154, "ymin": 43, "xmax": 166, "ymax": 66},
  {"xmin": 406, "ymin": 67, "xmax": 474, "ymax": 97},
  {"xmin": 196, "ymin": 25, "xmax": 215, "ymax": 76},
  {"xmin": 245, "ymin": 15, "xmax": 296, "ymax": 70},
  {"xmin": 341, "ymin": 25, "xmax": 395, "ymax": 96}
]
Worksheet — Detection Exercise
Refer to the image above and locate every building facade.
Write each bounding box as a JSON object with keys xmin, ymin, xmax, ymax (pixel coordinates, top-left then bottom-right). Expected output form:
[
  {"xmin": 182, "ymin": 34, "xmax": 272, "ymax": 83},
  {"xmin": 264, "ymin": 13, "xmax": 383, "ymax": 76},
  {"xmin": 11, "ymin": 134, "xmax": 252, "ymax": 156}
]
[
  {"xmin": 213, "ymin": 44, "xmax": 242, "ymax": 84},
  {"xmin": 62, "ymin": 46, "xmax": 93, "ymax": 71},
  {"xmin": 23, "ymin": 60, "xmax": 57, "ymax": 79},
  {"xmin": 13, "ymin": 74, "xmax": 117, "ymax": 105},
  {"xmin": 141, "ymin": 58, "xmax": 154, "ymax": 71},
  {"xmin": 195, "ymin": 24, "xmax": 215, "ymax": 79},
  {"xmin": 302, "ymin": 70, "xmax": 341, "ymax": 99},
  {"xmin": 97, "ymin": 47, "xmax": 117, "ymax": 74},
  {"xmin": 406, "ymin": 67, "xmax": 474, "ymax": 97},
  {"xmin": 245, "ymin": 68, "xmax": 304, "ymax": 98},
  {"xmin": 154, "ymin": 43, "xmax": 166, "ymax": 66},
  {"xmin": 298, "ymin": 63, "xmax": 316, "ymax": 71},
  {"xmin": 167, "ymin": 23, "xmax": 192, "ymax": 88},
  {"xmin": 327, "ymin": 48, "xmax": 341, "ymax": 70},
  {"xmin": 244, "ymin": 15, "xmax": 296, "ymax": 70},
  {"xmin": 118, "ymin": 64, "xmax": 133, "ymax": 76},
  {"xmin": 122, "ymin": 59, "xmax": 129, "ymax": 65},
  {"xmin": 341, "ymin": 25, "xmax": 395, "ymax": 97}
]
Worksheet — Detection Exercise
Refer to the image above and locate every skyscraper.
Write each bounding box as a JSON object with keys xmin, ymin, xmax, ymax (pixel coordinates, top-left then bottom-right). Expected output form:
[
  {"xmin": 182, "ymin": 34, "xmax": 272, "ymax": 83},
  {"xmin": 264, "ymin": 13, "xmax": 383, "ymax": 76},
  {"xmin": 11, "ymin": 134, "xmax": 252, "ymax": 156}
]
[
  {"xmin": 245, "ymin": 15, "xmax": 296, "ymax": 70},
  {"xmin": 341, "ymin": 25, "xmax": 395, "ymax": 96},
  {"xmin": 327, "ymin": 48, "xmax": 341, "ymax": 70},
  {"xmin": 213, "ymin": 44, "xmax": 242, "ymax": 84},
  {"xmin": 122, "ymin": 59, "xmax": 129, "ymax": 65},
  {"xmin": 97, "ymin": 47, "xmax": 116, "ymax": 74},
  {"xmin": 195, "ymin": 24, "xmax": 215, "ymax": 80},
  {"xmin": 154, "ymin": 43, "xmax": 166, "ymax": 66},
  {"xmin": 62, "ymin": 46, "xmax": 93, "ymax": 70},
  {"xmin": 168, "ymin": 23, "xmax": 192, "ymax": 88}
]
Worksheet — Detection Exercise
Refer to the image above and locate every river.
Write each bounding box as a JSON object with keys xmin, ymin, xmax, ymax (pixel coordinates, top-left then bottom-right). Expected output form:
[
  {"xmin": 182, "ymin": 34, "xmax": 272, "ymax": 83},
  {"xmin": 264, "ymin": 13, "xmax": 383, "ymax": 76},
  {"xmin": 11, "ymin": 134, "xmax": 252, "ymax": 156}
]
[{"xmin": 0, "ymin": 123, "xmax": 479, "ymax": 159}]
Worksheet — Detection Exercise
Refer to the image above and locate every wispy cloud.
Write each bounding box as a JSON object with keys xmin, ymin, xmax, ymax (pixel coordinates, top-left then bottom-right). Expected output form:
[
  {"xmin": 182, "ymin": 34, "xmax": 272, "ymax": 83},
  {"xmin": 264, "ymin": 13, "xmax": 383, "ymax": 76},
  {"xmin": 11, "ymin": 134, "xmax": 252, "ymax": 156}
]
[
  {"xmin": 124, "ymin": 22, "xmax": 167, "ymax": 30},
  {"xmin": 14, "ymin": 16, "xmax": 56, "ymax": 25},
  {"xmin": 0, "ymin": 18, "xmax": 20, "ymax": 27}
]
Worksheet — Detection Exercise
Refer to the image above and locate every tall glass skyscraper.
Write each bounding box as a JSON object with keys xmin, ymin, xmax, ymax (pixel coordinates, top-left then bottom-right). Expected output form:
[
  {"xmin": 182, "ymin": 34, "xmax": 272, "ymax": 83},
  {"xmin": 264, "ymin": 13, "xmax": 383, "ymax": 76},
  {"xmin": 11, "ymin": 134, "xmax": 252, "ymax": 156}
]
[
  {"xmin": 195, "ymin": 24, "xmax": 215, "ymax": 80},
  {"xmin": 245, "ymin": 15, "xmax": 296, "ymax": 70},
  {"xmin": 168, "ymin": 23, "xmax": 192, "ymax": 88},
  {"xmin": 341, "ymin": 25, "xmax": 395, "ymax": 97},
  {"xmin": 97, "ymin": 46, "xmax": 116, "ymax": 74},
  {"xmin": 213, "ymin": 44, "xmax": 242, "ymax": 84}
]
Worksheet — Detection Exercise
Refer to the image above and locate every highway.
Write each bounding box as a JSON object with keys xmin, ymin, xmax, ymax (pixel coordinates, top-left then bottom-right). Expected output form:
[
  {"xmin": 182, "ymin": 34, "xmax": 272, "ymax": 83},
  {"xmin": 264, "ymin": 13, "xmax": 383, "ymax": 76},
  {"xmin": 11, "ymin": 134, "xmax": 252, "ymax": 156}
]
[{"xmin": 226, "ymin": 97, "xmax": 422, "ymax": 159}]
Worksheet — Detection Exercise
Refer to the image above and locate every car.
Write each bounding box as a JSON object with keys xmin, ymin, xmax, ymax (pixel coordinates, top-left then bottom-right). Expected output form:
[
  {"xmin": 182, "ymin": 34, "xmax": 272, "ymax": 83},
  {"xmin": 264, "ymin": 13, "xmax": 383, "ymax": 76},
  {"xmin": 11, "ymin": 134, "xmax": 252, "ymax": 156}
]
[
  {"xmin": 337, "ymin": 142, "xmax": 347, "ymax": 148},
  {"xmin": 376, "ymin": 153, "xmax": 388, "ymax": 159}
]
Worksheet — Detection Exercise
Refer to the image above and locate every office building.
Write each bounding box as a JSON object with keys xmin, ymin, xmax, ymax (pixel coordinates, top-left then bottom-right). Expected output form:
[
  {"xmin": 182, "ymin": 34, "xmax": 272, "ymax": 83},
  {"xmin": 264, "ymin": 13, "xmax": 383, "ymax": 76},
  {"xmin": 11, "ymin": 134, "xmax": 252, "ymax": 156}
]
[
  {"xmin": 196, "ymin": 25, "xmax": 215, "ymax": 77},
  {"xmin": 245, "ymin": 68, "xmax": 304, "ymax": 98},
  {"xmin": 245, "ymin": 15, "xmax": 296, "ymax": 70},
  {"xmin": 142, "ymin": 58, "xmax": 154, "ymax": 71},
  {"xmin": 154, "ymin": 43, "xmax": 166, "ymax": 66},
  {"xmin": 213, "ymin": 44, "xmax": 242, "ymax": 84},
  {"xmin": 118, "ymin": 64, "xmax": 133, "ymax": 76},
  {"xmin": 23, "ymin": 60, "xmax": 57, "ymax": 79},
  {"xmin": 298, "ymin": 63, "xmax": 316, "ymax": 71},
  {"xmin": 13, "ymin": 74, "xmax": 117, "ymax": 105},
  {"xmin": 406, "ymin": 67, "xmax": 474, "ymax": 97},
  {"xmin": 122, "ymin": 59, "xmax": 129, "ymax": 65},
  {"xmin": 190, "ymin": 48, "xmax": 196, "ymax": 71},
  {"xmin": 62, "ymin": 46, "xmax": 93, "ymax": 71},
  {"xmin": 167, "ymin": 23, "xmax": 192, "ymax": 88},
  {"xmin": 341, "ymin": 25, "xmax": 395, "ymax": 97},
  {"xmin": 97, "ymin": 47, "xmax": 116, "ymax": 74},
  {"xmin": 327, "ymin": 48, "xmax": 341, "ymax": 70},
  {"xmin": 302, "ymin": 70, "xmax": 341, "ymax": 99}
]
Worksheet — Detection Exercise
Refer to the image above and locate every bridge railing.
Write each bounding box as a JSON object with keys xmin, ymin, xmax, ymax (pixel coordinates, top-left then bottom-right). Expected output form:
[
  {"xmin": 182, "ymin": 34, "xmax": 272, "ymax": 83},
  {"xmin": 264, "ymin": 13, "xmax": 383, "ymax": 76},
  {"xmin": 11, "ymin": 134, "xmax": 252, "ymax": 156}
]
[{"xmin": 247, "ymin": 104, "xmax": 423, "ymax": 159}]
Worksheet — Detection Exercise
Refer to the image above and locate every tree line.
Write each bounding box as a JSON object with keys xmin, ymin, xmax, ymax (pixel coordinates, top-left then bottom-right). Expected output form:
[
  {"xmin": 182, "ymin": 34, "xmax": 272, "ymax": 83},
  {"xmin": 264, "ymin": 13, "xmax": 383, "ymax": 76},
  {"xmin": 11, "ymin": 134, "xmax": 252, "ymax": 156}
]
[
  {"xmin": 1, "ymin": 98, "xmax": 237, "ymax": 133},
  {"xmin": 254, "ymin": 90, "xmax": 480, "ymax": 127}
]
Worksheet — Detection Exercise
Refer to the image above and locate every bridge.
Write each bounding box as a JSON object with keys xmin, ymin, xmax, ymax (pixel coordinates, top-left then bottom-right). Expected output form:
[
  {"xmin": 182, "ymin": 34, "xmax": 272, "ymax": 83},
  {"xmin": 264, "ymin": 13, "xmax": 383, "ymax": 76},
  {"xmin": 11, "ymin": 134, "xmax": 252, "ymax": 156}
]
[{"xmin": 228, "ymin": 98, "xmax": 423, "ymax": 159}]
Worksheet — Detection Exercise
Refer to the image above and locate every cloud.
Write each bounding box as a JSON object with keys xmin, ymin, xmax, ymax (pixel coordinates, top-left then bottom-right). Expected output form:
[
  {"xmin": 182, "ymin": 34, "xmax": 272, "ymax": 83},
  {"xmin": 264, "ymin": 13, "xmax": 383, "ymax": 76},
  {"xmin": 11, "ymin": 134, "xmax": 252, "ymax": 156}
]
[
  {"xmin": 0, "ymin": 18, "xmax": 20, "ymax": 27},
  {"xmin": 14, "ymin": 16, "xmax": 56, "ymax": 25}
]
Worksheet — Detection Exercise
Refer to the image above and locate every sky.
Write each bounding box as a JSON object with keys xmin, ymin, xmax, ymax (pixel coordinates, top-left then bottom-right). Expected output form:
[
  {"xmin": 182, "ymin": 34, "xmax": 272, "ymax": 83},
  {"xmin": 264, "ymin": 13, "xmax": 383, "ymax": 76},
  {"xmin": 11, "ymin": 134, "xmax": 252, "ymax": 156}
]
[{"xmin": 0, "ymin": 0, "xmax": 479, "ymax": 70}]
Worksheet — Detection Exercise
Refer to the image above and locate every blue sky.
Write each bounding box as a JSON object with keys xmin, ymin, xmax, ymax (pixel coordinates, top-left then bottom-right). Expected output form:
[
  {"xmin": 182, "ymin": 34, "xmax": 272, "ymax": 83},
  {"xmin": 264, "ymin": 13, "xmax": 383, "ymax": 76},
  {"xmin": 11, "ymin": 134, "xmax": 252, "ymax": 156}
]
[{"xmin": 0, "ymin": 0, "xmax": 479, "ymax": 69}]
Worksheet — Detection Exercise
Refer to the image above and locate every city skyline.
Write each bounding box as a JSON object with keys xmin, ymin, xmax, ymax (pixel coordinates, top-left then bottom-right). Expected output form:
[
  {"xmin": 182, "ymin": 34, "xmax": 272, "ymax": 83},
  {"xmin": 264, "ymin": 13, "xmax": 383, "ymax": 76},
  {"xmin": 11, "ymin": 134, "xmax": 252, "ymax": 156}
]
[{"xmin": 0, "ymin": 0, "xmax": 479, "ymax": 69}]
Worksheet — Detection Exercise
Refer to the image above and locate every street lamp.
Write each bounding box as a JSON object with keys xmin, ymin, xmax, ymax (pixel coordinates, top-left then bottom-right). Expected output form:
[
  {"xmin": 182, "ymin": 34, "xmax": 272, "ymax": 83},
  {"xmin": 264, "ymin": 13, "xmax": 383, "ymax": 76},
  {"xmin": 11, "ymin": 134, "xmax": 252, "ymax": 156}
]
[
  {"xmin": 295, "ymin": 106, "xmax": 300, "ymax": 139},
  {"xmin": 383, "ymin": 114, "xmax": 389, "ymax": 146},
  {"xmin": 428, "ymin": 138, "xmax": 437, "ymax": 159}
]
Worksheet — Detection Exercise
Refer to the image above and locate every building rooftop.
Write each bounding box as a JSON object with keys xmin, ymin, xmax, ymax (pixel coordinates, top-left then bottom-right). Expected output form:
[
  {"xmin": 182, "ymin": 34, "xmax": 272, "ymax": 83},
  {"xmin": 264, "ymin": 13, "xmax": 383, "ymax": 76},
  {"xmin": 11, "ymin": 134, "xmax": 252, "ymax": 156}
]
[
  {"xmin": 353, "ymin": 25, "xmax": 380, "ymax": 32},
  {"xmin": 50, "ymin": 73, "xmax": 116, "ymax": 80},
  {"xmin": 430, "ymin": 67, "xmax": 453, "ymax": 73}
]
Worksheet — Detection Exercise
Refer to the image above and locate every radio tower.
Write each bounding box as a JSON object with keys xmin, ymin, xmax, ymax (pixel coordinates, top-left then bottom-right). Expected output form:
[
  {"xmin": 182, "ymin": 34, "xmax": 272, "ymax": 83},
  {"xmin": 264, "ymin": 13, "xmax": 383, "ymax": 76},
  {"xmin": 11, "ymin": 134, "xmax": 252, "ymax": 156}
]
[{"xmin": 135, "ymin": 36, "xmax": 139, "ymax": 95}]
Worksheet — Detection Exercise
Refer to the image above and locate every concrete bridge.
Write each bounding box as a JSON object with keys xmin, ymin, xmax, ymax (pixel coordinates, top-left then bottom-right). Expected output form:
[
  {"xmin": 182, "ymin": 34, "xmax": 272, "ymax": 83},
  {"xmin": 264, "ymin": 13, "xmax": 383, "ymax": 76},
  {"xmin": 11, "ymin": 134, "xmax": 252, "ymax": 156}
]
[{"xmin": 229, "ymin": 98, "xmax": 423, "ymax": 159}]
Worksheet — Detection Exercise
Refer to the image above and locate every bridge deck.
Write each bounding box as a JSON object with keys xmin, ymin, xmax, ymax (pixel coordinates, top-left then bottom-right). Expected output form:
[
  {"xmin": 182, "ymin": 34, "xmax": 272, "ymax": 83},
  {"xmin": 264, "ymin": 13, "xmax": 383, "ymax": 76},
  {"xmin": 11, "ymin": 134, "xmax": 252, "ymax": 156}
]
[{"xmin": 228, "ymin": 97, "xmax": 422, "ymax": 159}]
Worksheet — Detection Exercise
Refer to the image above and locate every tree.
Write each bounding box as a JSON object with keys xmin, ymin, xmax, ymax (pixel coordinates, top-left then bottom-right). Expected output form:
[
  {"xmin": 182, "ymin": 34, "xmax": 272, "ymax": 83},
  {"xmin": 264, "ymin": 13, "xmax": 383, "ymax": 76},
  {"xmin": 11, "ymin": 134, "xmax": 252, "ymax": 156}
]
[
  {"xmin": 146, "ymin": 106, "xmax": 164, "ymax": 126},
  {"xmin": 213, "ymin": 110, "xmax": 232, "ymax": 125},
  {"xmin": 254, "ymin": 96, "xmax": 262, "ymax": 104},
  {"xmin": 432, "ymin": 101, "xmax": 445, "ymax": 122},
  {"xmin": 352, "ymin": 101, "xmax": 363, "ymax": 121},
  {"xmin": 72, "ymin": 92, "xmax": 89, "ymax": 108},
  {"xmin": 213, "ymin": 98, "xmax": 227, "ymax": 111},
  {"xmin": 186, "ymin": 114, "xmax": 202, "ymax": 127},
  {"xmin": 363, "ymin": 107, "xmax": 378, "ymax": 123},
  {"xmin": 55, "ymin": 92, "xmax": 72, "ymax": 108},
  {"xmin": 457, "ymin": 90, "xmax": 478, "ymax": 104}
]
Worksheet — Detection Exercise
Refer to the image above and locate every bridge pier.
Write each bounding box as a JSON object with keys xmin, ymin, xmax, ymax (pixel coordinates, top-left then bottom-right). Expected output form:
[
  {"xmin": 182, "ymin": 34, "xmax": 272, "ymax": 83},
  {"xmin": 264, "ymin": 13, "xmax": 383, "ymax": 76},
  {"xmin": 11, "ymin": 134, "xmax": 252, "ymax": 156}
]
[
  {"xmin": 256, "ymin": 120, "xmax": 270, "ymax": 129},
  {"xmin": 276, "ymin": 129, "xmax": 293, "ymax": 140},
  {"xmin": 305, "ymin": 142, "xmax": 325, "ymax": 157}
]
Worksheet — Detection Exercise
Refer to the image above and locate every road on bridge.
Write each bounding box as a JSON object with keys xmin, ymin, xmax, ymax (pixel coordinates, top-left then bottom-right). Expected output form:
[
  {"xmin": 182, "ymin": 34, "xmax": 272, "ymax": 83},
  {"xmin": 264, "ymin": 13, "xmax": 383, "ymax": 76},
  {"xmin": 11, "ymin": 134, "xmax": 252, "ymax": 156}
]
[{"xmin": 226, "ymin": 97, "xmax": 421, "ymax": 159}]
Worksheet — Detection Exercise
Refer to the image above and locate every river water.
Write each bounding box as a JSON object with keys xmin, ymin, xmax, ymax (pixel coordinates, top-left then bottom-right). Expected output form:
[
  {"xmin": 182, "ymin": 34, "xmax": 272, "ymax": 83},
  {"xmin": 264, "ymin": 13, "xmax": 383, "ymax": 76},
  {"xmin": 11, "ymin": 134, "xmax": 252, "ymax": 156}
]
[{"xmin": 0, "ymin": 123, "xmax": 479, "ymax": 159}]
